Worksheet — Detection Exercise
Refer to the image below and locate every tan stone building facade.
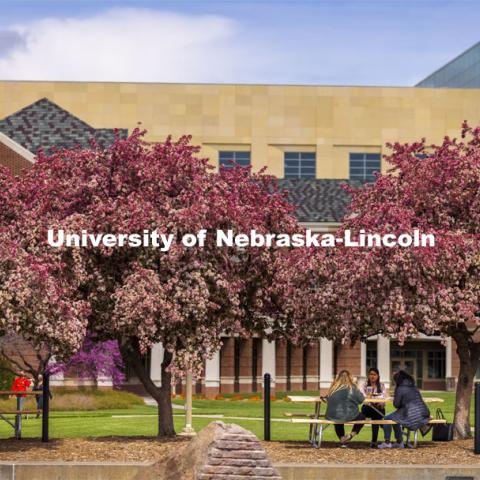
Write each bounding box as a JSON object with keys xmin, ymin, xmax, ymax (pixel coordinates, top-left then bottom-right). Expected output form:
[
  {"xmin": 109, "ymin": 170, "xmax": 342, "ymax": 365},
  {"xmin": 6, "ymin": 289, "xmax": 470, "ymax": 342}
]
[{"xmin": 0, "ymin": 81, "xmax": 477, "ymax": 393}]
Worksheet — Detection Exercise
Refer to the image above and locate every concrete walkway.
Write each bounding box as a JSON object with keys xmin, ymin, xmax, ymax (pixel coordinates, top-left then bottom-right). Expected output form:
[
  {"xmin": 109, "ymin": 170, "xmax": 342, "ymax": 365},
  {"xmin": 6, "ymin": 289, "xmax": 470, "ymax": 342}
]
[
  {"xmin": 142, "ymin": 397, "xmax": 189, "ymax": 410},
  {"xmin": 113, "ymin": 413, "xmax": 295, "ymax": 423}
]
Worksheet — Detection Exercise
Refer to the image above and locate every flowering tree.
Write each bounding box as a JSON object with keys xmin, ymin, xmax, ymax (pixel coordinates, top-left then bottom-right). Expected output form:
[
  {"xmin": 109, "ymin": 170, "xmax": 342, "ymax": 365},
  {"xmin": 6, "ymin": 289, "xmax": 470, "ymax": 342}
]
[
  {"xmin": 14, "ymin": 130, "xmax": 298, "ymax": 436},
  {"xmin": 0, "ymin": 165, "xmax": 90, "ymax": 387},
  {"xmin": 50, "ymin": 333, "xmax": 125, "ymax": 388},
  {"xmin": 285, "ymin": 124, "xmax": 480, "ymax": 439},
  {"xmin": 0, "ymin": 333, "xmax": 124, "ymax": 389}
]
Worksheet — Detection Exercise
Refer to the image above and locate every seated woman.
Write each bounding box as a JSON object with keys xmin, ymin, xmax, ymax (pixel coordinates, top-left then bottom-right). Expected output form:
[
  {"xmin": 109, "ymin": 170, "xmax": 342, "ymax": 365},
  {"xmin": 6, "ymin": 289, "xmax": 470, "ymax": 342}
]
[
  {"xmin": 325, "ymin": 370, "xmax": 365, "ymax": 447},
  {"xmin": 378, "ymin": 370, "xmax": 430, "ymax": 449},
  {"xmin": 361, "ymin": 367, "xmax": 387, "ymax": 448}
]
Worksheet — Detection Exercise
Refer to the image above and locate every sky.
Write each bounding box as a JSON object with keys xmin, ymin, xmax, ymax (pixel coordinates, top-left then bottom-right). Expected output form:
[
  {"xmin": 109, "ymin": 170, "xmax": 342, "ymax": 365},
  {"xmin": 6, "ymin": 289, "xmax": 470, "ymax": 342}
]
[{"xmin": 0, "ymin": 0, "xmax": 479, "ymax": 86}]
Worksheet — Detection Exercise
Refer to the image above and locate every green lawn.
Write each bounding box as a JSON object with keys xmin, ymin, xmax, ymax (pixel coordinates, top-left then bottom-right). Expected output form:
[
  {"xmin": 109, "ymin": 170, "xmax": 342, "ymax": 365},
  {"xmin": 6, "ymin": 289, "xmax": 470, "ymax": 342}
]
[{"xmin": 0, "ymin": 391, "xmax": 472, "ymax": 443}]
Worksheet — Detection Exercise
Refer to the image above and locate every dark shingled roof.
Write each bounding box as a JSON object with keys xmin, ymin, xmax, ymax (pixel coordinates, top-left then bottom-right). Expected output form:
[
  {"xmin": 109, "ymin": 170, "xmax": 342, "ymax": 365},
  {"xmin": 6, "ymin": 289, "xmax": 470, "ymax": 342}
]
[
  {"xmin": 277, "ymin": 178, "xmax": 364, "ymax": 223},
  {"xmin": 0, "ymin": 98, "xmax": 128, "ymax": 154}
]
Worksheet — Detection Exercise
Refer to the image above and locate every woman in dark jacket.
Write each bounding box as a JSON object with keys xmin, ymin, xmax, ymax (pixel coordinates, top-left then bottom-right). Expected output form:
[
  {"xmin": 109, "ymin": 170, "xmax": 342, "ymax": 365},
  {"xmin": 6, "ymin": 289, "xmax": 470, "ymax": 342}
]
[{"xmin": 378, "ymin": 370, "xmax": 430, "ymax": 449}]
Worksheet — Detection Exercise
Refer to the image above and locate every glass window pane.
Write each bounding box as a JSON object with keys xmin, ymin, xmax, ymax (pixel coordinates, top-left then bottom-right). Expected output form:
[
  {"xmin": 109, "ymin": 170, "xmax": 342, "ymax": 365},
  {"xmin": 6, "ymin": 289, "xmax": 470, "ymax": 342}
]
[
  {"xmin": 300, "ymin": 159, "xmax": 316, "ymax": 167},
  {"xmin": 285, "ymin": 151, "xmax": 316, "ymax": 178},
  {"xmin": 220, "ymin": 160, "xmax": 235, "ymax": 167},
  {"xmin": 300, "ymin": 171, "xmax": 315, "ymax": 178},
  {"xmin": 285, "ymin": 159, "xmax": 300, "ymax": 167},
  {"xmin": 219, "ymin": 151, "xmax": 251, "ymax": 168},
  {"xmin": 349, "ymin": 161, "xmax": 365, "ymax": 168}
]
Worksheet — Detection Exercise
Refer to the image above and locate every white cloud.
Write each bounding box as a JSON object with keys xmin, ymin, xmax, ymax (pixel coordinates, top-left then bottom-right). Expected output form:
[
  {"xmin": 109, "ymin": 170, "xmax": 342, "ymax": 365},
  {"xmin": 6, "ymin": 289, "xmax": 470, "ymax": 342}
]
[
  {"xmin": 0, "ymin": 8, "xmax": 254, "ymax": 82},
  {"xmin": 0, "ymin": 5, "xmax": 474, "ymax": 86}
]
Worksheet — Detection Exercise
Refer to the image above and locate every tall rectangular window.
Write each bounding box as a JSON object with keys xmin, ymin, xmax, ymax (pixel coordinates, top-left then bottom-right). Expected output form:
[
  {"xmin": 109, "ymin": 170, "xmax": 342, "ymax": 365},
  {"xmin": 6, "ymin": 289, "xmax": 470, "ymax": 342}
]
[
  {"xmin": 366, "ymin": 341, "xmax": 377, "ymax": 370},
  {"xmin": 427, "ymin": 351, "xmax": 446, "ymax": 379},
  {"xmin": 349, "ymin": 153, "xmax": 381, "ymax": 181},
  {"xmin": 219, "ymin": 151, "xmax": 251, "ymax": 169},
  {"xmin": 284, "ymin": 152, "xmax": 316, "ymax": 178}
]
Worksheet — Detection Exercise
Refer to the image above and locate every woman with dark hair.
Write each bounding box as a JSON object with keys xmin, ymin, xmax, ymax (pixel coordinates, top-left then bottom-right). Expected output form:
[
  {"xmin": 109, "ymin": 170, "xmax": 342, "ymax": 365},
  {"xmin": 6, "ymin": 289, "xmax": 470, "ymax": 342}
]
[
  {"xmin": 378, "ymin": 370, "xmax": 430, "ymax": 449},
  {"xmin": 361, "ymin": 367, "xmax": 387, "ymax": 448}
]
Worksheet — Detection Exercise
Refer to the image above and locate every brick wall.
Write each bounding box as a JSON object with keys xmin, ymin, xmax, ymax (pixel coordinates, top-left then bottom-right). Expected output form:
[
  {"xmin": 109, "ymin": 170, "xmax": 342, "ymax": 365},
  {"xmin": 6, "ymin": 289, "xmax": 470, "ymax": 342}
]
[
  {"xmin": 220, "ymin": 338, "xmax": 235, "ymax": 394},
  {"xmin": 0, "ymin": 142, "xmax": 32, "ymax": 175},
  {"xmin": 238, "ymin": 339, "xmax": 253, "ymax": 393},
  {"xmin": 306, "ymin": 342, "xmax": 320, "ymax": 390},
  {"xmin": 335, "ymin": 342, "xmax": 361, "ymax": 377}
]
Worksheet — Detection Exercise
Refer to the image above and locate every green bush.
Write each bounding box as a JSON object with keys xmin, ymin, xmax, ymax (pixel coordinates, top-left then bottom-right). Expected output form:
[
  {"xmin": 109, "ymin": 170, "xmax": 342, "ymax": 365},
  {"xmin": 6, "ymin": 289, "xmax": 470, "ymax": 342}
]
[
  {"xmin": 50, "ymin": 389, "xmax": 144, "ymax": 411},
  {"xmin": 0, "ymin": 389, "xmax": 144, "ymax": 412},
  {"xmin": 0, "ymin": 357, "xmax": 16, "ymax": 393}
]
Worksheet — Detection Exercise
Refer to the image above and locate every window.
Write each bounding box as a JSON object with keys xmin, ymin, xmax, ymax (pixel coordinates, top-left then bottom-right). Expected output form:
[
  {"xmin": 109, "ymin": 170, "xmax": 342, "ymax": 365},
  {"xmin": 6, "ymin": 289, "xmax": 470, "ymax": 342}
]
[
  {"xmin": 349, "ymin": 153, "xmax": 381, "ymax": 181},
  {"xmin": 284, "ymin": 152, "xmax": 316, "ymax": 178},
  {"xmin": 219, "ymin": 151, "xmax": 251, "ymax": 169},
  {"xmin": 366, "ymin": 342, "xmax": 377, "ymax": 370},
  {"xmin": 427, "ymin": 351, "xmax": 446, "ymax": 379}
]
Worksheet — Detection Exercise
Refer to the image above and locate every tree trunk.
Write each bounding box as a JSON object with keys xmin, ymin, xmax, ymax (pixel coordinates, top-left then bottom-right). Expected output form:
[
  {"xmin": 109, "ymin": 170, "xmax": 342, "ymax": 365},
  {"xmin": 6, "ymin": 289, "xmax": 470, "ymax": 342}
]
[
  {"xmin": 452, "ymin": 332, "xmax": 479, "ymax": 439},
  {"xmin": 120, "ymin": 339, "xmax": 175, "ymax": 437}
]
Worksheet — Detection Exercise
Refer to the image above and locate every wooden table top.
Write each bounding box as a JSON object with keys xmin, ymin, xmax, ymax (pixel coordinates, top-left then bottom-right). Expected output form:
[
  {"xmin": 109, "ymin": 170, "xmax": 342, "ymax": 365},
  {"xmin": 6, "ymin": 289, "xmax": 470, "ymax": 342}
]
[{"xmin": 286, "ymin": 395, "xmax": 444, "ymax": 403}]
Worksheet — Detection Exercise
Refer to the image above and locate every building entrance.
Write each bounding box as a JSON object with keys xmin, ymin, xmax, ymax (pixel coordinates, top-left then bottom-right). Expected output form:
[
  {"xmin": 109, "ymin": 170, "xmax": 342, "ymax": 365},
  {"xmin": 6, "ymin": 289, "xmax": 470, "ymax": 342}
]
[
  {"xmin": 391, "ymin": 357, "xmax": 417, "ymax": 381},
  {"xmin": 391, "ymin": 348, "xmax": 424, "ymax": 388}
]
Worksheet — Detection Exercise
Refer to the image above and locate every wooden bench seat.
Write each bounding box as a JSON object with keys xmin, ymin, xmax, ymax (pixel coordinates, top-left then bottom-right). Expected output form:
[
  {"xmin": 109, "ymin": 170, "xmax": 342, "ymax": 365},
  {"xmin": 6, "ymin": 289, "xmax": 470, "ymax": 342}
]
[
  {"xmin": 291, "ymin": 418, "xmax": 447, "ymax": 425},
  {"xmin": 291, "ymin": 418, "xmax": 447, "ymax": 448},
  {"xmin": 284, "ymin": 412, "xmax": 323, "ymax": 418},
  {"xmin": 0, "ymin": 410, "xmax": 42, "ymax": 415}
]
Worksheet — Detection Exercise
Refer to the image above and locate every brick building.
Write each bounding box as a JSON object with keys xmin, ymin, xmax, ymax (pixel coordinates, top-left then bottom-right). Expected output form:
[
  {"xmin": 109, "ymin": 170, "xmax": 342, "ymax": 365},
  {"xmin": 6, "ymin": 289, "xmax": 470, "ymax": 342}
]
[{"xmin": 0, "ymin": 78, "xmax": 477, "ymax": 393}]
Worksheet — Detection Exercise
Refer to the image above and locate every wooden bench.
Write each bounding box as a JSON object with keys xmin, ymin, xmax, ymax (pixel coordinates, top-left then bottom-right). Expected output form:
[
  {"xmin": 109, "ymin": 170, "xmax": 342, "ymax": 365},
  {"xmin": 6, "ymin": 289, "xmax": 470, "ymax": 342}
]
[{"xmin": 290, "ymin": 418, "xmax": 447, "ymax": 448}]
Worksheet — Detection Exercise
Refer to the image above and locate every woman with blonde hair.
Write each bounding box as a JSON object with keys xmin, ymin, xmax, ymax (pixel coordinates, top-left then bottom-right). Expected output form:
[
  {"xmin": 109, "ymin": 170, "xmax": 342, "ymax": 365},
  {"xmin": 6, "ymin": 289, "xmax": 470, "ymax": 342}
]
[{"xmin": 325, "ymin": 370, "xmax": 366, "ymax": 446}]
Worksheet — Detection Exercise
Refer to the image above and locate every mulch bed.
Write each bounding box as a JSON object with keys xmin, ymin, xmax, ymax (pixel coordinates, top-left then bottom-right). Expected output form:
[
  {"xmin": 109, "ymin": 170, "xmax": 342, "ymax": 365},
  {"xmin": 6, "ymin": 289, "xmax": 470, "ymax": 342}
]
[
  {"xmin": 263, "ymin": 439, "xmax": 480, "ymax": 465},
  {"xmin": 0, "ymin": 437, "xmax": 477, "ymax": 465},
  {"xmin": 0, "ymin": 437, "xmax": 189, "ymax": 462}
]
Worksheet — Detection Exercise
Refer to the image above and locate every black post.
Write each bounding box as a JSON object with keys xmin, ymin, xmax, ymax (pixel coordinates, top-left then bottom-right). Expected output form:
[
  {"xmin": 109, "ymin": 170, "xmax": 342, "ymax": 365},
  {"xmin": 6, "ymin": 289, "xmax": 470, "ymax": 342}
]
[
  {"xmin": 264, "ymin": 373, "xmax": 271, "ymax": 441},
  {"xmin": 41, "ymin": 372, "xmax": 49, "ymax": 443},
  {"xmin": 15, "ymin": 395, "xmax": 21, "ymax": 439},
  {"xmin": 475, "ymin": 382, "xmax": 480, "ymax": 454}
]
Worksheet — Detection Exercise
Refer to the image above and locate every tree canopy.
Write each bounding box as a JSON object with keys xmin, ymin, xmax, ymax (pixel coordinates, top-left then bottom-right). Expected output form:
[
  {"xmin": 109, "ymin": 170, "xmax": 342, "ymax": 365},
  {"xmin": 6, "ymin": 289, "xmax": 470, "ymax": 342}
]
[
  {"xmin": 283, "ymin": 123, "xmax": 480, "ymax": 438},
  {"xmin": 1, "ymin": 130, "xmax": 299, "ymax": 435}
]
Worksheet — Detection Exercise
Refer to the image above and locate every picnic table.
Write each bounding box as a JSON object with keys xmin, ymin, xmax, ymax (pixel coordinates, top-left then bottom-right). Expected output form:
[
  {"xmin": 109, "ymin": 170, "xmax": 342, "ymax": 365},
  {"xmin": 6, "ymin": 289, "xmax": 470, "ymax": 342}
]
[
  {"xmin": 286, "ymin": 395, "xmax": 444, "ymax": 404},
  {"xmin": 286, "ymin": 394, "xmax": 445, "ymax": 448},
  {"xmin": 0, "ymin": 390, "xmax": 41, "ymax": 439}
]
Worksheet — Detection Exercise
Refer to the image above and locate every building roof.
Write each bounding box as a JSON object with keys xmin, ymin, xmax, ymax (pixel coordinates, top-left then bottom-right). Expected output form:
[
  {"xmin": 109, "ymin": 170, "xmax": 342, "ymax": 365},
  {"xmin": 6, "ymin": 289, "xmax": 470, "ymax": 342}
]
[
  {"xmin": 416, "ymin": 41, "xmax": 480, "ymax": 88},
  {"xmin": 277, "ymin": 178, "xmax": 362, "ymax": 223},
  {"xmin": 0, "ymin": 98, "xmax": 128, "ymax": 154}
]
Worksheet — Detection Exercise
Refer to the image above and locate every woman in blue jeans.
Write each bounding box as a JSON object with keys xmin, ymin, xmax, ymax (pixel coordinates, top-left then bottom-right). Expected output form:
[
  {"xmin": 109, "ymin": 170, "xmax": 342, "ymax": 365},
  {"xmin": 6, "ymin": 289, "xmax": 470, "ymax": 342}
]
[{"xmin": 379, "ymin": 370, "xmax": 430, "ymax": 449}]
